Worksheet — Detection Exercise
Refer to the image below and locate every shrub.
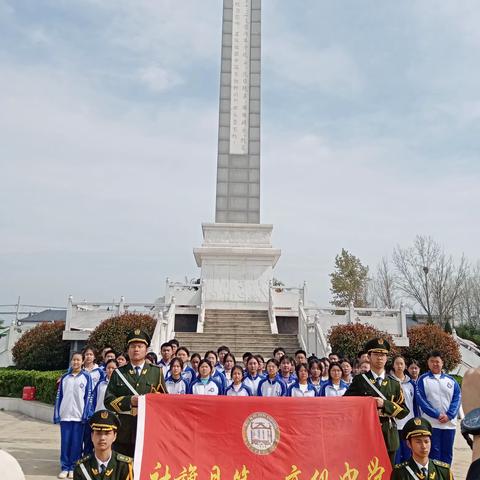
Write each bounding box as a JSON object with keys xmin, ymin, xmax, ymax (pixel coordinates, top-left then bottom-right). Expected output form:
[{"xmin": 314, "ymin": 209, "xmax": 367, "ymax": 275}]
[
  {"xmin": 403, "ymin": 324, "xmax": 461, "ymax": 372},
  {"xmin": 87, "ymin": 313, "xmax": 157, "ymax": 357},
  {"xmin": 12, "ymin": 322, "xmax": 70, "ymax": 371},
  {"xmin": 455, "ymin": 324, "xmax": 480, "ymax": 347},
  {"xmin": 0, "ymin": 369, "xmax": 63, "ymax": 404},
  {"xmin": 327, "ymin": 323, "xmax": 398, "ymax": 361}
]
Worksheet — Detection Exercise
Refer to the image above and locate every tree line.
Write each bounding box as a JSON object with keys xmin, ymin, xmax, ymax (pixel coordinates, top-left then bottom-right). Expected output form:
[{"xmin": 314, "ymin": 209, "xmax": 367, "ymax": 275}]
[{"xmin": 330, "ymin": 235, "xmax": 478, "ymax": 332}]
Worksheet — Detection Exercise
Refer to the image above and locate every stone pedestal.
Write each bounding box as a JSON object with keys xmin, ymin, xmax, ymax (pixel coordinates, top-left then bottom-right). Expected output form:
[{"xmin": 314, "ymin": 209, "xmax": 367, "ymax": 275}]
[{"xmin": 193, "ymin": 223, "xmax": 281, "ymax": 309}]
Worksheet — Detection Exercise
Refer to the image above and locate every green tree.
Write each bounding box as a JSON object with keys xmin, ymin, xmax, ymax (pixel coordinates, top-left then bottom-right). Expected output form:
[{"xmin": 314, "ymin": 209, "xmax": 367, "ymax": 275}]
[{"xmin": 330, "ymin": 248, "xmax": 369, "ymax": 307}]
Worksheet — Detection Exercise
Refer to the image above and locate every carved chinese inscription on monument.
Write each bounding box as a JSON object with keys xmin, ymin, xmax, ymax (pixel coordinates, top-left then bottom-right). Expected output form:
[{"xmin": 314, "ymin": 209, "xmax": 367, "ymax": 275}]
[{"xmin": 229, "ymin": 0, "xmax": 251, "ymax": 155}]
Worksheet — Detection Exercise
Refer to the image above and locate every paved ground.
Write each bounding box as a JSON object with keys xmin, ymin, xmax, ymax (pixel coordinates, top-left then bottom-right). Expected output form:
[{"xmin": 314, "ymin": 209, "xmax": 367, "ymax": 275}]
[{"xmin": 0, "ymin": 410, "xmax": 473, "ymax": 479}]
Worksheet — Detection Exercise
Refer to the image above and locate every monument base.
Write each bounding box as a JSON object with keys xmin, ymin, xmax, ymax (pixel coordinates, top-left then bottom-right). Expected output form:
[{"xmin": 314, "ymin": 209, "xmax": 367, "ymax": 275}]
[{"xmin": 193, "ymin": 223, "xmax": 281, "ymax": 309}]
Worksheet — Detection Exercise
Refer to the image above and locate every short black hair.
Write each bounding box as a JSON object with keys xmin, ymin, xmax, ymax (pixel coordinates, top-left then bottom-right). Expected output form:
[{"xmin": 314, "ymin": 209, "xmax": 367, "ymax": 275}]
[
  {"xmin": 176, "ymin": 346, "xmax": 190, "ymax": 356},
  {"xmin": 217, "ymin": 345, "xmax": 230, "ymax": 354},
  {"xmin": 295, "ymin": 349, "xmax": 307, "ymax": 357},
  {"xmin": 160, "ymin": 342, "xmax": 172, "ymax": 350},
  {"xmin": 169, "ymin": 339, "xmax": 179, "ymax": 347},
  {"xmin": 427, "ymin": 351, "xmax": 443, "ymax": 361},
  {"xmin": 242, "ymin": 351, "xmax": 253, "ymax": 360},
  {"xmin": 273, "ymin": 347, "xmax": 286, "ymax": 356}
]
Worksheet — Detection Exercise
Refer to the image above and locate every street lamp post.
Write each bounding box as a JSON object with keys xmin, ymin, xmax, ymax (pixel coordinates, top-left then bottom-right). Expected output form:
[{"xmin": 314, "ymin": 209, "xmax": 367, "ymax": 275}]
[{"xmin": 423, "ymin": 266, "xmax": 432, "ymax": 323}]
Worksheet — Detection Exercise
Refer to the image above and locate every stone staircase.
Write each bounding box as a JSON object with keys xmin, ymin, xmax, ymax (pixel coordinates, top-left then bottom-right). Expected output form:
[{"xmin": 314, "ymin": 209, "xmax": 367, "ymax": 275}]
[{"xmin": 174, "ymin": 309, "xmax": 300, "ymax": 360}]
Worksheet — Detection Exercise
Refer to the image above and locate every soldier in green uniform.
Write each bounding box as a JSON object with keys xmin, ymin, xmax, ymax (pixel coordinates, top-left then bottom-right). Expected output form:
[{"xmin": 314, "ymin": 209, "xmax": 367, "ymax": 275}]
[
  {"xmin": 344, "ymin": 337, "xmax": 410, "ymax": 465},
  {"xmin": 391, "ymin": 417, "xmax": 453, "ymax": 479},
  {"xmin": 104, "ymin": 329, "xmax": 167, "ymax": 457},
  {"xmin": 74, "ymin": 409, "xmax": 133, "ymax": 480}
]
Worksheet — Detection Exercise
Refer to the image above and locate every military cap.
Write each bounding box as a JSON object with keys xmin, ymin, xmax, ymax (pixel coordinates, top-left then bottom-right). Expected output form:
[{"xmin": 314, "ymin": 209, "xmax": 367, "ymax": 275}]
[
  {"xmin": 126, "ymin": 328, "xmax": 151, "ymax": 347},
  {"xmin": 89, "ymin": 409, "xmax": 121, "ymax": 431},
  {"xmin": 403, "ymin": 417, "xmax": 432, "ymax": 440},
  {"xmin": 365, "ymin": 337, "xmax": 390, "ymax": 354}
]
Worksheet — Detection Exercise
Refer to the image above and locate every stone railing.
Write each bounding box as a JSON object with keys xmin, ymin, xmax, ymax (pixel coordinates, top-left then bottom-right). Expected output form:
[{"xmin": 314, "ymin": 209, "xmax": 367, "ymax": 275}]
[
  {"xmin": 268, "ymin": 282, "xmax": 306, "ymax": 334},
  {"xmin": 297, "ymin": 302, "xmax": 409, "ymax": 357},
  {"xmin": 64, "ymin": 296, "xmax": 166, "ymax": 342},
  {"xmin": 298, "ymin": 300, "xmax": 331, "ymax": 358}
]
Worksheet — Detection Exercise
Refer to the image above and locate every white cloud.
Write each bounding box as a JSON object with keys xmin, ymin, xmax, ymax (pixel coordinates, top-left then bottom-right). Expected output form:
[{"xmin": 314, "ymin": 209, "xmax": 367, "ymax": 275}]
[
  {"xmin": 265, "ymin": 36, "xmax": 363, "ymax": 95},
  {"xmin": 137, "ymin": 65, "xmax": 183, "ymax": 93}
]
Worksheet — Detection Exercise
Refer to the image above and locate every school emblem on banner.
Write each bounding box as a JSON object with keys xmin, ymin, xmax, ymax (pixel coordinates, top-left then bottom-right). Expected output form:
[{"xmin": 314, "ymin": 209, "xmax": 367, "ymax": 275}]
[{"xmin": 242, "ymin": 412, "xmax": 280, "ymax": 455}]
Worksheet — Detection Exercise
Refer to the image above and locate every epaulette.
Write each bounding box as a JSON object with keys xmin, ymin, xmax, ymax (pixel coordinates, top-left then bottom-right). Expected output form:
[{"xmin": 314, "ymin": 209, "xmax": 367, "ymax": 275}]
[
  {"xmin": 116, "ymin": 453, "xmax": 133, "ymax": 463},
  {"xmin": 432, "ymin": 459, "xmax": 450, "ymax": 469},
  {"xmin": 394, "ymin": 462, "xmax": 408, "ymax": 469},
  {"xmin": 76, "ymin": 454, "xmax": 92, "ymax": 465}
]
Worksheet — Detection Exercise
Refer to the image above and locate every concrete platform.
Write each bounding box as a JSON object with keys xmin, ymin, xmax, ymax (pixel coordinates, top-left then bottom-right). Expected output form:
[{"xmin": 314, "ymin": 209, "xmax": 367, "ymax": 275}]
[
  {"xmin": 0, "ymin": 411, "xmax": 59, "ymax": 479},
  {"xmin": 0, "ymin": 409, "xmax": 473, "ymax": 479}
]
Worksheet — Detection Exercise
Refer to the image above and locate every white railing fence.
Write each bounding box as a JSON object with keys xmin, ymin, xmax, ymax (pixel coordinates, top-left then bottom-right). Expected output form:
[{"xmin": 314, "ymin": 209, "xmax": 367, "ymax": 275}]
[
  {"xmin": 197, "ymin": 280, "xmax": 206, "ymax": 333},
  {"xmin": 268, "ymin": 281, "xmax": 278, "ymax": 334}
]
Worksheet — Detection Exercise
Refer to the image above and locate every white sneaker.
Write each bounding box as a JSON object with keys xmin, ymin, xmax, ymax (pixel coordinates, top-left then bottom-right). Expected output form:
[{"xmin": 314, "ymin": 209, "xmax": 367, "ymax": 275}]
[
  {"xmin": 58, "ymin": 472, "xmax": 68, "ymax": 479},
  {"xmin": 68, "ymin": 472, "xmax": 74, "ymax": 479}
]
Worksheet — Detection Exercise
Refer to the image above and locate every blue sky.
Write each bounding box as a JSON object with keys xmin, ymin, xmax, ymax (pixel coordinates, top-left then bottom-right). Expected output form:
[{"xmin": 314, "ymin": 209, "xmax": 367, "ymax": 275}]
[{"xmin": 1, "ymin": 1, "xmax": 479, "ymax": 310}]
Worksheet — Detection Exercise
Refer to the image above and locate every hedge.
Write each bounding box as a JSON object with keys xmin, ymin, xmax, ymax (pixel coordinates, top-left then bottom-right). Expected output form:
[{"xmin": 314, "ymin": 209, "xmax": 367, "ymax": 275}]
[
  {"xmin": 0, "ymin": 368, "xmax": 63, "ymax": 405},
  {"xmin": 327, "ymin": 323, "xmax": 398, "ymax": 360}
]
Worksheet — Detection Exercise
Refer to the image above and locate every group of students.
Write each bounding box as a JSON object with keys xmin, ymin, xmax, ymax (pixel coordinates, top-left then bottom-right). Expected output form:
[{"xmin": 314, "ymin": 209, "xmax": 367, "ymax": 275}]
[
  {"xmin": 54, "ymin": 334, "xmax": 463, "ymax": 478},
  {"xmin": 53, "ymin": 346, "xmax": 127, "ymax": 477}
]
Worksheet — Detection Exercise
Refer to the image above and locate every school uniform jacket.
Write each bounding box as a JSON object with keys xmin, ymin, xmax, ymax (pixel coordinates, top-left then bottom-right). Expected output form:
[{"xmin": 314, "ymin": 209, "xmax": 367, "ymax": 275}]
[
  {"xmin": 320, "ymin": 379, "xmax": 349, "ymax": 397},
  {"xmin": 287, "ymin": 382, "xmax": 317, "ymax": 397},
  {"xmin": 416, "ymin": 372, "xmax": 461, "ymax": 430},
  {"xmin": 257, "ymin": 377, "xmax": 287, "ymax": 397},
  {"xmin": 73, "ymin": 452, "xmax": 133, "ymax": 480},
  {"xmin": 188, "ymin": 377, "xmax": 222, "ymax": 395},
  {"xmin": 344, "ymin": 371, "xmax": 409, "ymax": 453},
  {"xmin": 165, "ymin": 376, "xmax": 189, "ymax": 394},
  {"xmin": 391, "ymin": 457, "xmax": 453, "ymax": 480},
  {"xmin": 225, "ymin": 383, "xmax": 252, "ymax": 396},
  {"xmin": 54, "ymin": 370, "xmax": 93, "ymax": 424}
]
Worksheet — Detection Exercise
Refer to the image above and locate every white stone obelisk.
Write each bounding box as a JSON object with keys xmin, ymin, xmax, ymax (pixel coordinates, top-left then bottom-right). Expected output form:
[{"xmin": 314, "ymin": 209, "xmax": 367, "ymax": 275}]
[{"xmin": 194, "ymin": 0, "xmax": 281, "ymax": 310}]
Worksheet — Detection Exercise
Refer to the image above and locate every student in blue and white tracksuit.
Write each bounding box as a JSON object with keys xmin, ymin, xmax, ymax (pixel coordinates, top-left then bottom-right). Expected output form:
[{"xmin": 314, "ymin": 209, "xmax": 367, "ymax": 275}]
[
  {"xmin": 81, "ymin": 346, "xmax": 104, "ymax": 456},
  {"xmin": 258, "ymin": 359, "xmax": 287, "ymax": 397},
  {"xmin": 205, "ymin": 350, "xmax": 228, "ymax": 393},
  {"xmin": 308, "ymin": 358, "xmax": 326, "ymax": 396},
  {"xmin": 390, "ymin": 355, "xmax": 419, "ymax": 464},
  {"xmin": 93, "ymin": 359, "xmax": 117, "ymax": 411},
  {"xmin": 288, "ymin": 363, "xmax": 318, "ymax": 397},
  {"xmin": 279, "ymin": 356, "xmax": 297, "ymax": 388},
  {"xmin": 165, "ymin": 357, "xmax": 189, "ymax": 394},
  {"xmin": 319, "ymin": 362, "xmax": 348, "ymax": 397},
  {"xmin": 82, "ymin": 346, "xmax": 105, "ymax": 389},
  {"xmin": 416, "ymin": 351, "xmax": 461, "ymax": 466},
  {"xmin": 54, "ymin": 352, "xmax": 93, "ymax": 478},
  {"xmin": 225, "ymin": 365, "xmax": 252, "ymax": 396},
  {"xmin": 188, "ymin": 359, "xmax": 223, "ymax": 395},
  {"xmin": 243, "ymin": 355, "xmax": 264, "ymax": 396},
  {"xmin": 175, "ymin": 347, "xmax": 197, "ymax": 386},
  {"xmin": 222, "ymin": 353, "xmax": 236, "ymax": 388}
]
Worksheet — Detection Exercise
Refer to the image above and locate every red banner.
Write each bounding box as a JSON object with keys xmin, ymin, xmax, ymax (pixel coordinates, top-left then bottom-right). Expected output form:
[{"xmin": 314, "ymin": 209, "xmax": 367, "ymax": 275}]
[{"xmin": 134, "ymin": 395, "xmax": 392, "ymax": 479}]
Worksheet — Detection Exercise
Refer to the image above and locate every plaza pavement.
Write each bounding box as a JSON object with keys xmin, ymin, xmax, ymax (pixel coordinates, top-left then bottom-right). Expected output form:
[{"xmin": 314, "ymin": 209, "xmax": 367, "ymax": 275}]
[{"xmin": 0, "ymin": 410, "xmax": 472, "ymax": 479}]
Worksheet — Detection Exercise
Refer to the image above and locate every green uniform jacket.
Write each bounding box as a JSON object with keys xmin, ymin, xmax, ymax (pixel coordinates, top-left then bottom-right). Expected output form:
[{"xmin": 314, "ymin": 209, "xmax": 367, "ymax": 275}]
[
  {"xmin": 104, "ymin": 363, "xmax": 167, "ymax": 452},
  {"xmin": 391, "ymin": 458, "xmax": 453, "ymax": 480},
  {"xmin": 73, "ymin": 452, "xmax": 133, "ymax": 480},
  {"xmin": 344, "ymin": 371, "xmax": 409, "ymax": 452}
]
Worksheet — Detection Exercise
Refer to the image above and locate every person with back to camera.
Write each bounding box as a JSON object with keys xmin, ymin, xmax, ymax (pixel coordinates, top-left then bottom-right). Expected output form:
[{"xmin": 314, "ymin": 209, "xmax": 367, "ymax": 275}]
[{"xmin": 461, "ymin": 367, "xmax": 480, "ymax": 480}]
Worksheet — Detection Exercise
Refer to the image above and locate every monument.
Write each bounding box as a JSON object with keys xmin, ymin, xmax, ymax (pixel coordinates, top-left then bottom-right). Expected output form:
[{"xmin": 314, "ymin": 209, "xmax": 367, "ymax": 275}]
[{"xmin": 194, "ymin": 0, "xmax": 281, "ymax": 309}]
